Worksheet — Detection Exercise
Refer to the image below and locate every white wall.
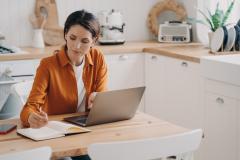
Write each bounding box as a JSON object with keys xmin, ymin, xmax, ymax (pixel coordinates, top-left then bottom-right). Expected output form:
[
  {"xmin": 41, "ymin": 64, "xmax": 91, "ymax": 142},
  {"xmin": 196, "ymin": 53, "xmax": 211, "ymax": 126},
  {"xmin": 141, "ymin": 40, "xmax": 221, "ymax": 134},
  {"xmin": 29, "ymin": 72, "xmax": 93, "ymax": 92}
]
[
  {"xmin": 0, "ymin": 0, "xmax": 161, "ymax": 47},
  {"xmin": 0, "ymin": 0, "xmax": 35, "ymax": 47},
  {"xmin": 0, "ymin": 0, "xmax": 200, "ymax": 47},
  {"xmin": 179, "ymin": 0, "xmax": 198, "ymax": 41}
]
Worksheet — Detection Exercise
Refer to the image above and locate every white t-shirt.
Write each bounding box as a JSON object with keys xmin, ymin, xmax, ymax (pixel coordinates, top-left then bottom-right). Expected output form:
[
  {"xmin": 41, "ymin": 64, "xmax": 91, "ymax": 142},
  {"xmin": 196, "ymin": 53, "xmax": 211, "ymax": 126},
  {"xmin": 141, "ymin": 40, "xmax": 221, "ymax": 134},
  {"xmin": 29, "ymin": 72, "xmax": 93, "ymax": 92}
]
[{"xmin": 72, "ymin": 59, "xmax": 86, "ymax": 112}]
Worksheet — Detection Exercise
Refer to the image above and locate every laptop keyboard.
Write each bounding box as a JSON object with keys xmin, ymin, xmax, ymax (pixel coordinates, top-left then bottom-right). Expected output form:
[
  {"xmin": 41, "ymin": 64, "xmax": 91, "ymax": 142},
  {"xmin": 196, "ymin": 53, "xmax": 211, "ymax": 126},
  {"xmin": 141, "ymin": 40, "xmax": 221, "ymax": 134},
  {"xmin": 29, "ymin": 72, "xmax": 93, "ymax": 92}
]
[{"xmin": 76, "ymin": 117, "xmax": 87, "ymax": 124}]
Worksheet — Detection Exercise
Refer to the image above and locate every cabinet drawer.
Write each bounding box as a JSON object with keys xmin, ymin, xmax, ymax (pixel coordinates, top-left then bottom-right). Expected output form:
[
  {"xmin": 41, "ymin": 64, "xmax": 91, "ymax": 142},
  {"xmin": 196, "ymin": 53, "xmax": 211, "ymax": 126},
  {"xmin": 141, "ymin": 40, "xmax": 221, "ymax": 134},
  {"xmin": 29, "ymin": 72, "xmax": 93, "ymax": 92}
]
[
  {"xmin": 105, "ymin": 53, "xmax": 144, "ymax": 63},
  {"xmin": 0, "ymin": 59, "xmax": 40, "ymax": 76},
  {"xmin": 205, "ymin": 79, "xmax": 240, "ymax": 100},
  {"xmin": 164, "ymin": 55, "xmax": 200, "ymax": 71}
]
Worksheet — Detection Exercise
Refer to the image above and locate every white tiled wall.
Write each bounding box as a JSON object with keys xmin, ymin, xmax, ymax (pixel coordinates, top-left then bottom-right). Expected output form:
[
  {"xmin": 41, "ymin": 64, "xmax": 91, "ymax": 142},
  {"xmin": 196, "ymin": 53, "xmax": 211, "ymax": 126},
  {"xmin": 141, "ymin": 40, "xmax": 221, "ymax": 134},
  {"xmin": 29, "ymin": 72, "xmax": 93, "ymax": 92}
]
[
  {"xmin": 0, "ymin": 0, "xmax": 35, "ymax": 47},
  {"xmin": 0, "ymin": 0, "xmax": 204, "ymax": 47},
  {"xmin": 0, "ymin": 0, "xmax": 161, "ymax": 47}
]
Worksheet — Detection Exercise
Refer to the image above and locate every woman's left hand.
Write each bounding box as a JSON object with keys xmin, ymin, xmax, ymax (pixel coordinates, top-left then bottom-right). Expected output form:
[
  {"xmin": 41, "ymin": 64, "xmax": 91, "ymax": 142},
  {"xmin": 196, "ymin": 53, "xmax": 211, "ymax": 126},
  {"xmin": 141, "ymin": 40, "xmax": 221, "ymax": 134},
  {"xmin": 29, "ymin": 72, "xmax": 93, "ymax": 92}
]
[{"xmin": 88, "ymin": 92, "xmax": 97, "ymax": 109}]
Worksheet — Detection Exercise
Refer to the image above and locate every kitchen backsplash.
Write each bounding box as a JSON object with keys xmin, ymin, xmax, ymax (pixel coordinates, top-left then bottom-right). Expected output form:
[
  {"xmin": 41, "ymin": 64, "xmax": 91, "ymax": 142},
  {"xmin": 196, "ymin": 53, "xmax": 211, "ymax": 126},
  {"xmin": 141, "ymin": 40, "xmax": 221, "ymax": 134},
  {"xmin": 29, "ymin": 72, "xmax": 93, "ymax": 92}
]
[{"xmin": 0, "ymin": 0, "xmax": 197, "ymax": 47}]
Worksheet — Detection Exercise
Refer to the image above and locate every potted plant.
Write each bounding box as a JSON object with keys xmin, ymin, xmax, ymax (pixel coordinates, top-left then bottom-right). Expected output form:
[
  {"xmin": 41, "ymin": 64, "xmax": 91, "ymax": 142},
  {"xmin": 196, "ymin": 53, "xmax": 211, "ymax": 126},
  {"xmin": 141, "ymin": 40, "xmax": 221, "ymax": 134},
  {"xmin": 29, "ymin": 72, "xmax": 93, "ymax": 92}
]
[{"xmin": 188, "ymin": 0, "xmax": 235, "ymax": 45}]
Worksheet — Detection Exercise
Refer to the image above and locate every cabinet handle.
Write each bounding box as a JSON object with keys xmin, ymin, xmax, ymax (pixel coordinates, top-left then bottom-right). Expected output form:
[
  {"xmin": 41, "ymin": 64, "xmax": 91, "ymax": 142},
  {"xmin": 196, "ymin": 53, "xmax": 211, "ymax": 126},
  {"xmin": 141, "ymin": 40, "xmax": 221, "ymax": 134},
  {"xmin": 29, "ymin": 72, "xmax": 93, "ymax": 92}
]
[
  {"xmin": 119, "ymin": 55, "xmax": 128, "ymax": 60},
  {"xmin": 181, "ymin": 62, "xmax": 188, "ymax": 67},
  {"xmin": 216, "ymin": 97, "xmax": 224, "ymax": 104},
  {"xmin": 151, "ymin": 55, "xmax": 158, "ymax": 60}
]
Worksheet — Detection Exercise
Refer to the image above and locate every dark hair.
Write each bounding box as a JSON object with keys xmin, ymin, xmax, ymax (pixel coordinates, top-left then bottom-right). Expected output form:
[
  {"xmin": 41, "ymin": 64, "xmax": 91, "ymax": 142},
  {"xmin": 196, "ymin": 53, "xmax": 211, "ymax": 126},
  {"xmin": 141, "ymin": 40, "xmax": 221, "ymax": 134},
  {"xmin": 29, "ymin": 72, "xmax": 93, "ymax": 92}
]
[{"xmin": 64, "ymin": 10, "xmax": 100, "ymax": 39}]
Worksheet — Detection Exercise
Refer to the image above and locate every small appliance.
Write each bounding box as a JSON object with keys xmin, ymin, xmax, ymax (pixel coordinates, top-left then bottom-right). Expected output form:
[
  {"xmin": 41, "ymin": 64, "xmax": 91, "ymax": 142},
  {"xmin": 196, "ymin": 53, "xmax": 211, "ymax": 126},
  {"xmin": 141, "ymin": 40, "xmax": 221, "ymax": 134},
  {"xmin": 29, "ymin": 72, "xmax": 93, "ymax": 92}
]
[
  {"xmin": 158, "ymin": 21, "xmax": 192, "ymax": 43},
  {"xmin": 97, "ymin": 10, "xmax": 125, "ymax": 45}
]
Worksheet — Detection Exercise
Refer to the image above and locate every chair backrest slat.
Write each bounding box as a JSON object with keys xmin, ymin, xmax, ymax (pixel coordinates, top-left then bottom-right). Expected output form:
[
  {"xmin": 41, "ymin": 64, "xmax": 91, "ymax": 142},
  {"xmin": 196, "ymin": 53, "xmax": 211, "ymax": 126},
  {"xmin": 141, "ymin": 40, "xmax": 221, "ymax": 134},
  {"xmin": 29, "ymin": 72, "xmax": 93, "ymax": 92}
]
[
  {"xmin": 88, "ymin": 129, "xmax": 203, "ymax": 160},
  {"xmin": 0, "ymin": 80, "xmax": 33, "ymax": 119},
  {"xmin": 0, "ymin": 146, "xmax": 52, "ymax": 160}
]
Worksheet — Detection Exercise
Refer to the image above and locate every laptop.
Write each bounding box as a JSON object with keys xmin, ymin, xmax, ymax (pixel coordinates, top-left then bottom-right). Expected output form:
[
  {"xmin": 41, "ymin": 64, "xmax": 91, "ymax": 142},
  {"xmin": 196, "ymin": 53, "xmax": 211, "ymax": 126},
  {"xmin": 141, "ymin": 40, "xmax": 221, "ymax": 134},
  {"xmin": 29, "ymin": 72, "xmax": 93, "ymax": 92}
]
[{"xmin": 64, "ymin": 86, "xmax": 145, "ymax": 126}]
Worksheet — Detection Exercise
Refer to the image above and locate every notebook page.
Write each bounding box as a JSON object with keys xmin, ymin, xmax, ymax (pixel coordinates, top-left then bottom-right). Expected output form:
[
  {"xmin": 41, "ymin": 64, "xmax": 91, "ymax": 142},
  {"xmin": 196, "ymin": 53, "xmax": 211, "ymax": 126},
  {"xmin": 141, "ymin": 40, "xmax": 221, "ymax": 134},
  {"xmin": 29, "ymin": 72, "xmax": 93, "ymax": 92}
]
[
  {"xmin": 47, "ymin": 121, "xmax": 90, "ymax": 134},
  {"xmin": 17, "ymin": 127, "xmax": 64, "ymax": 141}
]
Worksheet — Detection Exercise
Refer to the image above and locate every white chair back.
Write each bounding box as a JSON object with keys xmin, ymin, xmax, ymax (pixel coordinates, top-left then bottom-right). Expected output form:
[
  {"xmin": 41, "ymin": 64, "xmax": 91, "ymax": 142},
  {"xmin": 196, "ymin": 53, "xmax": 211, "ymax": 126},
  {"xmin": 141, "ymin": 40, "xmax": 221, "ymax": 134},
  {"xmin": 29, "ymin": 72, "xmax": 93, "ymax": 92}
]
[
  {"xmin": 0, "ymin": 146, "xmax": 52, "ymax": 160},
  {"xmin": 12, "ymin": 80, "xmax": 33, "ymax": 104},
  {"xmin": 0, "ymin": 80, "xmax": 33, "ymax": 119},
  {"xmin": 88, "ymin": 129, "xmax": 203, "ymax": 160}
]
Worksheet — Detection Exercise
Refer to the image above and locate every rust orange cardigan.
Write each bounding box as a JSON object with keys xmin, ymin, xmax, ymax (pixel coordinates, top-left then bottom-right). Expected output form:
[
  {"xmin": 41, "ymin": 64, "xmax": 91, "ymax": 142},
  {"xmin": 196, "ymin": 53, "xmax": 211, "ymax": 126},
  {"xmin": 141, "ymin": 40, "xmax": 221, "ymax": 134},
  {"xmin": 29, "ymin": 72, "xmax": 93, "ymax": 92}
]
[{"xmin": 20, "ymin": 47, "xmax": 108, "ymax": 127}]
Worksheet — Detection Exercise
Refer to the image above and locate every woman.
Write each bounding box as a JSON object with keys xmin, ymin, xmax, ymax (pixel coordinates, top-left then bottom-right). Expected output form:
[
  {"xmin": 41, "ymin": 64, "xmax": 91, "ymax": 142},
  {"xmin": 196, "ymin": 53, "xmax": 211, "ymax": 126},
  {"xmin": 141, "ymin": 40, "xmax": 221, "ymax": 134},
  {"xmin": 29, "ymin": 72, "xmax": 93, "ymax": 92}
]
[{"xmin": 20, "ymin": 10, "xmax": 108, "ymax": 129}]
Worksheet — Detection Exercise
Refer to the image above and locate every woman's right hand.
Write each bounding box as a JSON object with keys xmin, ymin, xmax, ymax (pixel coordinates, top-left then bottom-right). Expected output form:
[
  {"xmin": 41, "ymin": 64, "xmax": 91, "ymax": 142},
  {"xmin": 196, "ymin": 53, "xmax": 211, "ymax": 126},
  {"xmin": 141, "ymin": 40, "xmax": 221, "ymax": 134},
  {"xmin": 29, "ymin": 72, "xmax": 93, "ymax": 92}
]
[{"xmin": 28, "ymin": 110, "xmax": 48, "ymax": 128}]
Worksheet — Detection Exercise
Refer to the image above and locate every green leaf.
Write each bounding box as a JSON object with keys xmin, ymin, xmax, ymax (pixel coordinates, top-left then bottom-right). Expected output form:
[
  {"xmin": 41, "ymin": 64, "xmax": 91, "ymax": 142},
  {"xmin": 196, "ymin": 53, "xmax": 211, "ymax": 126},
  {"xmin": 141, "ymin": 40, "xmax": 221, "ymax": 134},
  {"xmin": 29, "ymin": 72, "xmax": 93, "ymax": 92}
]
[
  {"xmin": 206, "ymin": 8, "xmax": 214, "ymax": 27},
  {"xmin": 197, "ymin": 9, "xmax": 214, "ymax": 31},
  {"xmin": 221, "ymin": 0, "xmax": 235, "ymax": 26},
  {"xmin": 211, "ymin": 9, "xmax": 224, "ymax": 30},
  {"xmin": 216, "ymin": 2, "xmax": 220, "ymax": 13},
  {"xmin": 187, "ymin": 17, "xmax": 211, "ymax": 29},
  {"xmin": 207, "ymin": 8, "xmax": 212, "ymax": 18}
]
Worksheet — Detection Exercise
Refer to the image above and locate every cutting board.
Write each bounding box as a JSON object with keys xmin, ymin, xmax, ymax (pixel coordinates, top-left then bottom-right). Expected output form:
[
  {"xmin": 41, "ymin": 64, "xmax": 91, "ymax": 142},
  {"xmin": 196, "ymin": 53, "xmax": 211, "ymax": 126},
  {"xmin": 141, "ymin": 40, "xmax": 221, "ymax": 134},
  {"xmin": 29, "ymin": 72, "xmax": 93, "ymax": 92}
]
[{"xmin": 35, "ymin": 0, "xmax": 65, "ymax": 46}]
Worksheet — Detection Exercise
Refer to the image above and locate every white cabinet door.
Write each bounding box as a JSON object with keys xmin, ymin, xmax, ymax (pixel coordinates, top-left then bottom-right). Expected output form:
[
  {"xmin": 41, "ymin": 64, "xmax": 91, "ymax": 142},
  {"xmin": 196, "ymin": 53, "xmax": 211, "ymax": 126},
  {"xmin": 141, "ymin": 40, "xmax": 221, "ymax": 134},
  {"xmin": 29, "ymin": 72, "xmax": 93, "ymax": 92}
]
[
  {"xmin": 238, "ymin": 100, "xmax": 240, "ymax": 160},
  {"xmin": 202, "ymin": 92, "xmax": 238, "ymax": 160},
  {"xmin": 145, "ymin": 54, "xmax": 203, "ymax": 160},
  {"xmin": 105, "ymin": 53, "xmax": 145, "ymax": 111},
  {"xmin": 105, "ymin": 53, "xmax": 144, "ymax": 90},
  {"xmin": 145, "ymin": 53, "xmax": 202, "ymax": 129},
  {"xmin": 163, "ymin": 57, "xmax": 203, "ymax": 129},
  {"xmin": 145, "ymin": 53, "xmax": 165, "ymax": 117}
]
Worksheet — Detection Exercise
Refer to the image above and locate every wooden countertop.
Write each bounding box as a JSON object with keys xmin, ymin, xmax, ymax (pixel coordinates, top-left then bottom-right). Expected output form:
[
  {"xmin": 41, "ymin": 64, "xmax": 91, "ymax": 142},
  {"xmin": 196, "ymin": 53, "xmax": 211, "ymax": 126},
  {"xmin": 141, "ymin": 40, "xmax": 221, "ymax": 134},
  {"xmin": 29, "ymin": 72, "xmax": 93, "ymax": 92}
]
[
  {"xmin": 0, "ymin": 41, "xmax": 237, "ymax": 63},
  {"xmin": 0, "ymin": 112, "xmax": 188, "ymax": 159},
  {"xmin": 143, "ymin": 44, "xmax": 211, "ymax": 63},
  {"xmin": 0, "ymin": 41, "xmax": 163, "ymax": 61}
]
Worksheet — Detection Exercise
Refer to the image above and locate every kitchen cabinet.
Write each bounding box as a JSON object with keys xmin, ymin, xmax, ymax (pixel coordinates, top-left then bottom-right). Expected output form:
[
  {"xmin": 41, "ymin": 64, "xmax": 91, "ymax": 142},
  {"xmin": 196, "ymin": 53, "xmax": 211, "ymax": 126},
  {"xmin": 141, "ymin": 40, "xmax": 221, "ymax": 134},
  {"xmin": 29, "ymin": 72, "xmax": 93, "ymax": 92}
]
[
  {"xmin": 105, "ymin": 53, "xmax": 145, "ymax": 111},
  {"xmin": 0, "ymin": 53, "xmax": 146, "ymax": 112},
  {"xmin": 145, "ymin": 53, "xmax": 165, "ymax": 117},
  {"xmin": 0, "ymin": 59, "xmax": 40, "ymax": 78},
  {"xmin": 0, "ymin": 59, "xmax": 40, "ymax": 111},
  {"xmin": 163, "ymin": 55, "xmax": 203, "ymax": 129},
  {"xmin": 238, "ymin": 100, "xmax": 240, "ymax": 160},
  {"xmin": 145, "ymin": 53, "xmax": 204, "ymax": 160},
  {"xmin": 145, "ymin": 53, "xmax": 203, "ymax": 129},
  {"xmin": 201, "ymin": 79, "xmax": 240, "ymax": 160}
]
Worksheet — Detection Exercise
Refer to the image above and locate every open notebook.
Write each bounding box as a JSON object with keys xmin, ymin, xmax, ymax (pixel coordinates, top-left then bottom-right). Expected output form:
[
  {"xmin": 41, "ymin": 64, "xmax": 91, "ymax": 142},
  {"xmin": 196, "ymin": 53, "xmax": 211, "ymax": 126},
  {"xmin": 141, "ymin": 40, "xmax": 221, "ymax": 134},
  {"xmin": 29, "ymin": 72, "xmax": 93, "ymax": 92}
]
[{"xmin": 17, "ymin": 121, "xmax": 90, "ymax": 141}]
